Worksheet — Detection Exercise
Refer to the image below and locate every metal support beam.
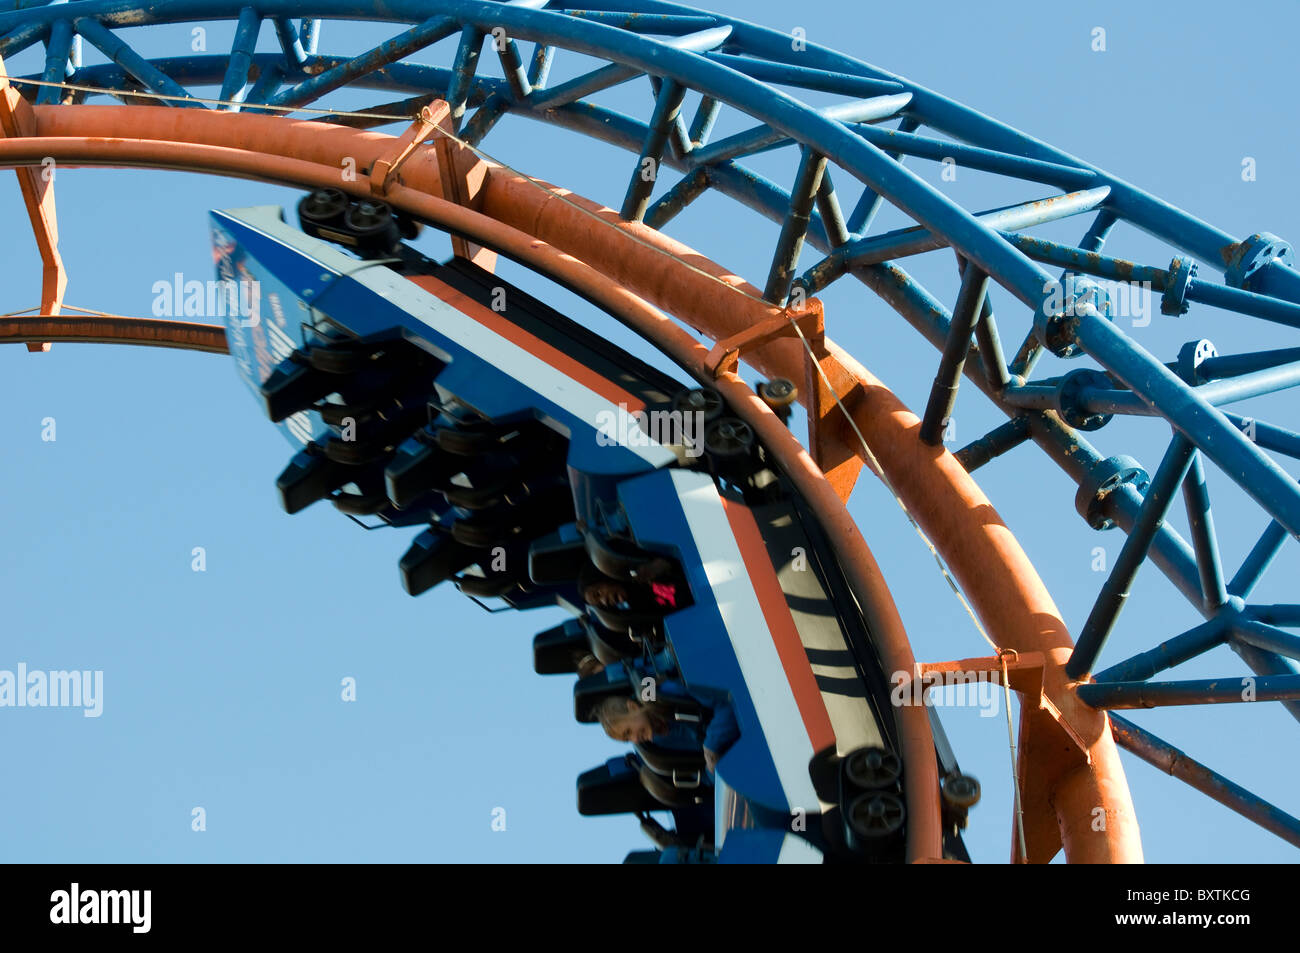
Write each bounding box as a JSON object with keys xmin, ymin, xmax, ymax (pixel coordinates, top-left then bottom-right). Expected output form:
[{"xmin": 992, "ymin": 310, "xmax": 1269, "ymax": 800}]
[
  {"xmin": 1229, "ymin": 519, "xmax": 1289, "ymax": 598},
  {"xmin": 218, "ymin": 6, "xmax": 260, "ymax": 108},
  {"xmin": 1094, "ymin": 616, "xmax": 1230, "ymax": 683},
  {"xmin": 265, "ymin": 15, "xmax": 458, "ymax": 109},
  {"xmin": 1067, "ymin": 434, "xmax": 1197, "ymax": 679},
  {"xmin": 0, "ymin": 56, "xmax": 64, "ymax": 349},
  {"xmin": 445, "ymin": 24, "xmax": 484, "ymax": 131},
  {"xmin": 1072, "ymin": 313, "xmax": 1300, "ymax": 540},
  {"xmin": 74, "ymin": 18, "xmax": 201, "ymax": 107},
  {"xmin": 1182, "ymin": 452, "xmax": 1228, "ymax": 612},
  {"xmin": 644, "ymin": 167, "xmax": 709, "ymax": 230},
  {"xmin": 920, "ymin": 264, "xmax": 988, "ymax": 444},
  {"xmin": 763, "ymin": 147, "xmax": 825, "ymax": 303},
  {"xmin": 1109, "ymin": 714, "xmax": 1300, "ymax": 848},
  {"xmin": 954, "ymin": 416, "xmax": 1030, "ymax": 472},
  {"xmin": 1233, "ymin": 619, "xmax": 1300, "ymax": 662},
  {"xmin": 1230, "ymin": 638, "xmax": 1300, "ymax": 725},
  {"xmin": 621, "ymin": 77, "xmax": 686, "ymax": 223},
  {"xmin": 1078, "ymin": 674, "xmax": 1300, "ymax": 709},
  {"xmin": 36, "ymin": 16, "xmax": 72, "ymax": 106}
]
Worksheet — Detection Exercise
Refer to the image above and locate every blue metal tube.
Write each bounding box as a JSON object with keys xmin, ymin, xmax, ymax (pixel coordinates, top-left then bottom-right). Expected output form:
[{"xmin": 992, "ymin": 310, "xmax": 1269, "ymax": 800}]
[
  {"xmin": 1229, "ymin": 639, "xmax": 1300, "ymax": 724},
  {"xmin": 1067, "ymin": 434, "xmax": 1198, "ymax": 680},
  {"xmin": 972, "ymin": 295, "xmax": 1010, "ymax": 392},
  {"xmin": 1011, "ymin": 211, "xmax": 1116, "ymax": 381},
  {"xmin": 1182, "ymin": 452, "xmax": 1228, "ymax": 612},
  {"xmin": 644, "ymin": 166, "xmax": 708, "ymax": 229},
  {"xmin": 953, "ymin": 415, "xmax": 1030, "ymax": 473},
  {"xmin": 687, "ymin": 93, "xmax": 912, "ymax": 168},
  {"xmin": 647, "ymin": 75, "xmax": 692, "ymax": 160},
  {"xmin": 687, "ymin": 94, "xmax": 719, "ymax": 147},
  {"xmin": 563, "ymin": 11, "xmax": 718, "ymax": 32},
  {"xmin": 495, "ymin": 36, "xmax": 532, "ymax": 100},
  {"xmin": 218, "ymin": 6, "xmax": 261, "ymax": 107},
  {"xmin": 73, "ymin": 17, "xmax": 202, "ymax": 107},
  {"xmin": 849, "ymin": 261, "xmax": 1206, "ymax": 607},
  {"xmin": 919, "ymin": 264, "xmax": 989, "ymax": 444},
  {"xmin": 1001, "ymin": 232, "xmax": 1166, "ymax": 287},
  {"xmin": 1194, "ymin": 360, "xmax": 1300, "ymax": 405},
  {"xmin": 1078, "ymin": 673, "xmax": 1300, "ymax": 709},
  {"xmin": 0, "ymin": 18, "xmax": 49, "ymax": 60},
  {"xmin": 1229, "ymin": 520, "xmax": 1289, "ymax": 599},
  {"xmin": 814, "ymin": 168, "xmax": 850, "ymax": 248},
  {"xmin": 1233, "ymin": 619, "xmax": 1300, "ymax": 662},
  {"xmin": 445, "ymin": 24, "xmax": 484, "ymax": 129},
  {"xmin": 763, "ymin": 147, "xmax": 825, "ymax": 303},
  {"xmin": 996, "ymin": 384, "xmax": 1057, "ymax": 411},
  {"xmin": 621, "ymin": 76, "xmax": 686, "ymax": 222},
  {"xmin": 850, "ymin": 123, "xmax": 1095, "ymax": 191},
  {"xmin": 35, "ymin": 14, "xmax": 71, "ymax": 105},
  {"xmin": 845, "ymin": 116, "xmax": 918, "ymax": 237},
  {"xmin": 1074, "ymin": 369, "xmax": 1300, "ymax": 418},
  {"xmin": 526, "ymin": 60, "xmax": 637, "ymax": 110},
  {"xmin": 1248, "ymin": 605, "xmax": 1300, "ymax": 627},
  {"xmin": 804, "ymin": 186, "xmax": 1109, "ymax": 295},
  {"xmin": 264, "ymin": 15, "xmax": 459, "ymax": 108},
  {"xmin": 299, "ymin": 17, "xmax": 319, "ymax": 55},
  {"xmin": 527, "ymin": 41, "xmax": 552, "ymax": 89},
  {"xmin": 527, "ymin": 23, "xmax": 730, "ymax": 110},
  {"xmin": 1200, "ymin": 348, "xmax": 1300, "ymax": 380},
  {"xmin": 272, "ymin": 16, "xmax": 307, "ymax": 67},
  {"xmin": 1108, "ymin": 713, "xmax": 1300, "ymax": 849},
  {"xmin": 703, "ymin": 51, "xmax": 905, "ymax": 99},
  {"xmin": 1071, "ymin": 313, "xmax": 1300, "ymax": 539},
  {"xmin": 1188, "ymin": 280, "xmax": 1300, "ymax": 330},
  {"xmin": 1093, "ymin": 616, "xmax": 1230, "ymax": 683}
]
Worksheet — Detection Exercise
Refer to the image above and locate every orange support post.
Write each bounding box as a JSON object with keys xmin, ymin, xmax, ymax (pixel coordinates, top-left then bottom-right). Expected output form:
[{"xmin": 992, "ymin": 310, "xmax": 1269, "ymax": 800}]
[{"xmin": 0, "ymin": 57, "xmax": 65, "ymax": 351}]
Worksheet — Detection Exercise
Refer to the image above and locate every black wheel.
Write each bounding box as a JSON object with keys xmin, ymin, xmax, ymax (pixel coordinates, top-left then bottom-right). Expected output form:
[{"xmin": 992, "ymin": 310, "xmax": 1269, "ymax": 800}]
[
  {"xmin": 456, "ymin": 573, "xmax": 518, "ymax": 598},
  {"xmin": 704, "ymin": 417, "xmax": 755, "ymax": 458},
  {"xmin": 845, "ymin": 747, "xmax": 902, "ymax": 791},
  {"xmin": 846, "ymin": 791, "xmax": 906, "ymax": 840},
  {"xmin": 304, "ymin": 342, "xmax": 381, "ymax": 375},
  {"xmin": 451, "ymin": 516, "xmax": 516, "ymax": 549},
  {"xmin": 436, "ymin": 424, "xmax": 506, "ymax": 456},
  {"xmin": 673, "ymin": 387, "xmax": 725, "ymax": 423},
  {"xmin": 941, "ymin": 773, "xmax": 981, "ymax": 810},
  {"xmin": 758, "ymin": 377, "xmax": 798, "ymax": 408},
  {"xmin": 297, "ymin": 188, "xmax": 349, "ymax": 227},
  {"xmin": 322, "ymin": 438, "xmax": 388, "ymax": 466},
  {"xmin": 330, "ymin": 491, "xmax": 389, "ymax": 516},
  {"xmin": 344, "ymin": 200, "xmax": 396, "ymax": 239},
  {"xmin": 442, "ymin": 482, "xmax": 507, "ymax": 510}
]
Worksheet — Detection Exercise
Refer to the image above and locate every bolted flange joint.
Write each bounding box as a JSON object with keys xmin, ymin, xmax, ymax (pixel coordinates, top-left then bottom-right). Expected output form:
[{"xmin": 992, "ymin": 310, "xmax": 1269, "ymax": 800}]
[
  {"xmin": 1035, "ymin": 275, "xmax": 1112, "ymax": 359},
  {"xmin": 1075, "ymin": 454, "xmax": 1151, "ymax": 530}
]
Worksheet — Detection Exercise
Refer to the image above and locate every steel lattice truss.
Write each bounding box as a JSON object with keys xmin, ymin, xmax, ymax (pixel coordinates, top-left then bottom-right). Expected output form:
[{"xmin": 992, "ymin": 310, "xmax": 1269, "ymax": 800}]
[{"xmin": 2, "ymin": 0, "xmax": 1297, "ymax": 849}]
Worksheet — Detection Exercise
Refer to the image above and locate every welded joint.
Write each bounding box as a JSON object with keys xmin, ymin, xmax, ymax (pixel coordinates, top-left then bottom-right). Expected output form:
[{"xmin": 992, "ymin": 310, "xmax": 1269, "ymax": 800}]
[
  {"xmin": 369, "ymin": 101, "xmax": 449, "ymax": 196},
  {"xmin": 914, "ymin": 652, "xmax": 1091, "ymax": 760},
  {"xmin": 703, "ymin": 299, "xmax": 824, "ymax": 378}
]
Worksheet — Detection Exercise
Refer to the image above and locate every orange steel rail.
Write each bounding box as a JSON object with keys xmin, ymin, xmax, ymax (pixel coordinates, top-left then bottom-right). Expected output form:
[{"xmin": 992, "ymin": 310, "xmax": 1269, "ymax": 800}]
[{"xmin": 0, "ymin": 103, "xmax": 1142, "ymax": 863}]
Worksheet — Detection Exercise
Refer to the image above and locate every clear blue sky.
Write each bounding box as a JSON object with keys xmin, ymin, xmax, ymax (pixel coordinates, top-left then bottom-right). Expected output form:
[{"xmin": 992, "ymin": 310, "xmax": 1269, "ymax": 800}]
[{"xmin": 1, "ymin": 0, "xmax": 1296, "ymax": 862}]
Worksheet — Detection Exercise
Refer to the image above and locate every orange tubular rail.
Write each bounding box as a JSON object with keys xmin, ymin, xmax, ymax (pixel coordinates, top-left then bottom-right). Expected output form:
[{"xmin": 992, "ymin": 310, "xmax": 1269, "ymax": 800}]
[{"xmin": 0, "ymin": 103, "xmax": 1142, "ymax": 863}]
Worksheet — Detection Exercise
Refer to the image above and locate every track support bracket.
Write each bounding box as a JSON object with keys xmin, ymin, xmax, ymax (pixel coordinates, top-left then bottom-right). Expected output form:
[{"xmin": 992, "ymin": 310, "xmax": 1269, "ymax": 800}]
[{"xmin": 0, "ymin": 55, "xmax": 65, "ymax": 351}]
